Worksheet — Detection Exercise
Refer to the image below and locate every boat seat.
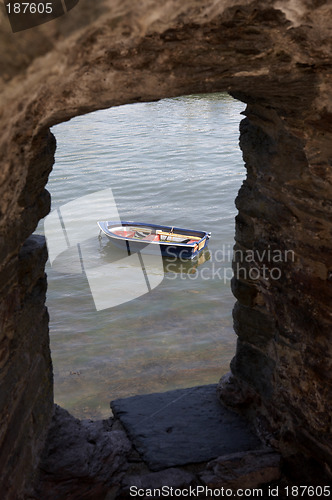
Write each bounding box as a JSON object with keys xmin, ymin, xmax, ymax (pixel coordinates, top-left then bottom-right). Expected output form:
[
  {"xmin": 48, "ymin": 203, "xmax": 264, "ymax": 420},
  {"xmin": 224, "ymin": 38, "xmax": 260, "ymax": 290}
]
[{"xmin": 143, "ymin": 234, "xmax": 160, "ymax": 242}]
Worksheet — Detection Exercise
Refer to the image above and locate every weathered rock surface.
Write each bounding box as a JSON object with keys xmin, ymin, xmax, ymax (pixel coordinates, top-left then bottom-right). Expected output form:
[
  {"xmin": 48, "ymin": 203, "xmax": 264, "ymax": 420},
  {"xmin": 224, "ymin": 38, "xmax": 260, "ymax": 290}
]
[
  {"xmin": 34, "ymin": 405, "xmax": 131, "ymax": 500},
  {"xmin": 111, "ymin": 385, "xmax": 262, "ymax": 471},
  {"xmin": 0, "ymin": 235, "xmax": 52, "ymax": 499},
  {"xmin": 0, "ymin": 0, "xmax": 331, "ymax": 497},
  {"xmin": 217, "ymin": 371, "xmax": 259, "ymax": 409},
  {"xmin": 200, "ymin": 449, "xmax": 281, "ymax": 489}
]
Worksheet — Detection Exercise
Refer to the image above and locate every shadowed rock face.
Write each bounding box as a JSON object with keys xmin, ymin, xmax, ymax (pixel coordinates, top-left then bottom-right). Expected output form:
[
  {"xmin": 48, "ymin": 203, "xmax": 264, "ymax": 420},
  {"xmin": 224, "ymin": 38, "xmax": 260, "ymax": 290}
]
[{"xmin": 0, "ymin": 0, "xmax": 331, "ymax": 497}]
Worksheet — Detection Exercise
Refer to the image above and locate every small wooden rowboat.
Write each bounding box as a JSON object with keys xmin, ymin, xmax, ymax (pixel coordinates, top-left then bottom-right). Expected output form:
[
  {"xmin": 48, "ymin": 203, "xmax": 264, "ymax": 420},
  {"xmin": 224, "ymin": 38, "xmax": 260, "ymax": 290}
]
[{"xmin": 97, "ymin": 221, "xmax": 211, "ymax": 259}]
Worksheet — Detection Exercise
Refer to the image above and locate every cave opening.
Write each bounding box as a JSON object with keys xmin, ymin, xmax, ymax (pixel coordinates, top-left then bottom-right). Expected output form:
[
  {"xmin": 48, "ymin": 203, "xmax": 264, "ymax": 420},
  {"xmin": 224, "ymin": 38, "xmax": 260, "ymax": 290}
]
[
  {"xmin": 2, "ymin": 2, "xmax": 332, "ymax": 495},
  {"xmin": 42, "ymin": 92, "xmax": 246, "ymax": 419}
]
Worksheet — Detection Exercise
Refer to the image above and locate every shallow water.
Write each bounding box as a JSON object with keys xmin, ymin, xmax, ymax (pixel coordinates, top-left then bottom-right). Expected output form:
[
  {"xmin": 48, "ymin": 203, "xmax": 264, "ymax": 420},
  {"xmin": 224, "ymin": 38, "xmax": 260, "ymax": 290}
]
[{"xmin": 41, "ymin": 93, "xmax": 245, "ymax": 419}]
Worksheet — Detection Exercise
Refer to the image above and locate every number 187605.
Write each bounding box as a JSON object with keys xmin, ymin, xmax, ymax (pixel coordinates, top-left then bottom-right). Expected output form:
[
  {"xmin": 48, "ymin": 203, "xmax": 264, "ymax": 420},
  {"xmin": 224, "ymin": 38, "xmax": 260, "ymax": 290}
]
[
  {"xmin": 284, "ymin": 486, "xmax": 330, "ymax": 496},
  {"xmin": 6, "ymin": 3, "xmax": 53, "ymax": 14}
]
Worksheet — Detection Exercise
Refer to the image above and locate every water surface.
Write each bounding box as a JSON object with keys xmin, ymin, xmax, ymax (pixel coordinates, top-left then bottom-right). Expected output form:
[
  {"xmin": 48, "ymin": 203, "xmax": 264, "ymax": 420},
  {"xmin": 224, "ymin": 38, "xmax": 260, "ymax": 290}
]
[{"xmin": 44, "ymin": 93, "xmax": 245, "ymax": 419}]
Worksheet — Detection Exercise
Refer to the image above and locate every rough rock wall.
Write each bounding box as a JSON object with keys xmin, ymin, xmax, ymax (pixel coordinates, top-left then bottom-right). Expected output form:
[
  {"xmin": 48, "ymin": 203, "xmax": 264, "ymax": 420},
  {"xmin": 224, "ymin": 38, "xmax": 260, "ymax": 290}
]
[
  {"xmin": 0, "ymin": 0, "xmax": 331, "ymax": 496},
  {"xmin": 220, "ymin": 100, "xmax": 332, "ymax": 482}
]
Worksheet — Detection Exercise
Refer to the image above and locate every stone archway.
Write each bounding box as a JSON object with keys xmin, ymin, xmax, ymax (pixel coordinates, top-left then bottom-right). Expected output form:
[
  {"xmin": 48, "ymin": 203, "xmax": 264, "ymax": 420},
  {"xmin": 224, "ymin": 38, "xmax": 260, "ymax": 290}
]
[{"xmin": 0, "ymin": 1, "xmax": 331, "ymax": 497}]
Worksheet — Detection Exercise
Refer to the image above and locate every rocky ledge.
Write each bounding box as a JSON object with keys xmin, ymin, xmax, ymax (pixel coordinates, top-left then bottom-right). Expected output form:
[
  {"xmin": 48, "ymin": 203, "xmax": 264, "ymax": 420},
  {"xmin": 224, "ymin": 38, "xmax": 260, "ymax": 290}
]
[{"xmin": 34, "ymin": 388, "xmax": 281, "ymax": 500}]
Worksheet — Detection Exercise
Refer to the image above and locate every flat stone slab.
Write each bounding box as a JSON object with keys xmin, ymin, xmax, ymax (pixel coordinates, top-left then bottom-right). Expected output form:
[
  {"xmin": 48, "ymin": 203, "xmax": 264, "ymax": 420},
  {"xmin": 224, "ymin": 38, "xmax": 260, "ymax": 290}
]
[{"xmin": 111, "ymin": 384, "xmax": 262, "ymax": 471}]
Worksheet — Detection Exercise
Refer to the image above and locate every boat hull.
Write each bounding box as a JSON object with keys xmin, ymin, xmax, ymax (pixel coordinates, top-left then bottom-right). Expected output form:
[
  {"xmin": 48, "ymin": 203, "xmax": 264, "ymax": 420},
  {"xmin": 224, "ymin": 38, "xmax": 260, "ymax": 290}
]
[{"xmin": 97, "ymin": 221, "xmax": 211, "ymax": 259}]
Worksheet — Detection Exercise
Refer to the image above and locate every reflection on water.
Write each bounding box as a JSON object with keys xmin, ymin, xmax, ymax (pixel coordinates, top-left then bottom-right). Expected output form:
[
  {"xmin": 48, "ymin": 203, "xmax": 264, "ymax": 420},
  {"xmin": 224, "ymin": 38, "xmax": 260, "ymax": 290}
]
[
  {"xmin": 163, "ymin": 248, "xmax": 211, "ymax": 274},
  {"xmin": 43, "ymin": 93, "xmax": 245, "ymax": 419},
  {"xmin": 99, "ymin": 237, "xmax": 211, "ymax": 274}
]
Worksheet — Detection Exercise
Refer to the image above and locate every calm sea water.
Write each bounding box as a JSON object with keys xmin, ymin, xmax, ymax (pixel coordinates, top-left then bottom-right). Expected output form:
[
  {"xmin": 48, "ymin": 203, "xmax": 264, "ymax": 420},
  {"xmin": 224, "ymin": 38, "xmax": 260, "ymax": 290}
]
[{"xmin": 43, "ymin": 93, "xmax": 245, "ymax": 419}]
